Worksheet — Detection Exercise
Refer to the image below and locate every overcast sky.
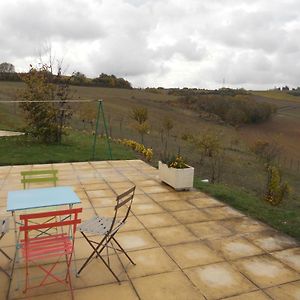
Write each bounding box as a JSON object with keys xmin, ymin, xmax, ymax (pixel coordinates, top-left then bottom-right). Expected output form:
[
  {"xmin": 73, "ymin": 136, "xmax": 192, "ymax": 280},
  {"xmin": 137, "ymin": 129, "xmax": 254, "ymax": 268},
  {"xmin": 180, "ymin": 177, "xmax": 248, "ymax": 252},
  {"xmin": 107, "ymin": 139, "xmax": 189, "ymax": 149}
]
[{"xmin": 0, "ymin": 0, "xmax": 299, "ymax": 89}]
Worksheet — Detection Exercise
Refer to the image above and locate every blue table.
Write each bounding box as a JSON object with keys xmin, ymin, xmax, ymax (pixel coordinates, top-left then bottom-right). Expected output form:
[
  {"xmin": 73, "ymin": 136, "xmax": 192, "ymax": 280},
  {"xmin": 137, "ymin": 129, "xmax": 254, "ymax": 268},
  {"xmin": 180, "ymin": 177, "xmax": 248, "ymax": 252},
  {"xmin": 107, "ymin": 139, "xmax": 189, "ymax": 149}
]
[{"xmin": 7, "ymin": 186, "xmax": 81, "ymax": 212}]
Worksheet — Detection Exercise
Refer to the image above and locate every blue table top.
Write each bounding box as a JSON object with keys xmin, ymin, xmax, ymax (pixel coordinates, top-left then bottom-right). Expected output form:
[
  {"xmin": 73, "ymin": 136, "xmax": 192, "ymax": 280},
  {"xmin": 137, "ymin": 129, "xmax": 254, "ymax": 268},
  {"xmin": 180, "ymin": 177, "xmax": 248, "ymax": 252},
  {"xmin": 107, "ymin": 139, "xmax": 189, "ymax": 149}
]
[{"xmin": 7, "ymin": 186, "xmax": 81, "ymax": 212}]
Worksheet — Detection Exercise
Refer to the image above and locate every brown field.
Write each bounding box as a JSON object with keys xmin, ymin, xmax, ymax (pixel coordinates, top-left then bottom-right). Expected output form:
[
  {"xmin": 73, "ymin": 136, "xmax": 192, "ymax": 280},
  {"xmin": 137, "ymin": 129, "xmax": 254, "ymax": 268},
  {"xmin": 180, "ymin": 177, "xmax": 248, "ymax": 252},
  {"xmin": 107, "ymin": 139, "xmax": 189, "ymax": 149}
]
[{"xmin": 0, "ymin": 81, "xmax": 299, "ymax": 197}]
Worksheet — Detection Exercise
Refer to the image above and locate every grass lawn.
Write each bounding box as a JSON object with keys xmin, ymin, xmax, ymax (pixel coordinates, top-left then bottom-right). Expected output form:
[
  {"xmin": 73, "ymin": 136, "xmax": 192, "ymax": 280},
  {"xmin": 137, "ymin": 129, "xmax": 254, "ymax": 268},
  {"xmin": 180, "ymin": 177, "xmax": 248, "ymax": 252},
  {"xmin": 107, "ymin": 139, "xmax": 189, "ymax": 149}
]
[
  {"xmin": 0, "ymin": 131, "xmax": 137, "ymax": 165},
  {"xmin": 194, "ymin": 178, "xmax": 300, "ymax": 241}
]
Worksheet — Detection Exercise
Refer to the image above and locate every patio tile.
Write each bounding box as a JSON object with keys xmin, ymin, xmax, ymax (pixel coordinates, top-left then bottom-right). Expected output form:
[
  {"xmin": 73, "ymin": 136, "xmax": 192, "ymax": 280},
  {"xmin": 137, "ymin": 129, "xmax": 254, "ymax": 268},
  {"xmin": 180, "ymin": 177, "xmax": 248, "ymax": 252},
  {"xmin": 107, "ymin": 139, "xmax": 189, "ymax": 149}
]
[
  {"xmin": 159, "ymin": 200, "xmax": 195, "ymax": 212},
  {"xmin": 184, "ymin": 262, "xmax": 256, "ymax": 299},
  {"xmin": 141, "ymin": 185, "xmax": 172, "ymax": 194},
  {"xmin": 149, "ymin": 225, "xmax": 197, "ymax": 246},
  {"xmin": 0, "ymin": 229, "xmax": 16, "ymax": 247},
  {"xmin": 208, "ymin": 236, "xmax": 264, "ymax": 260},
  {"xmin": 86, "ymin": 189, "xmax": 116, "ymax": 199},
  {"xmin": 137, "ymin": 213, "xmax": 179, "ymax": 228},
  {"xmin": 79, "ymin": 177, "xmax": 103, "ymax": 184},
  {"xmin": 245, "ymin": 230, "xmax": 299, "ymax": 252},
  {"xmin": 0, "ymin": 245, "xmax": 15, "ymax": 269},
  {"xmin": 132, "ymin": 203, "xmax": 164, "ymax": 215},
  {"xmin": 222, "ymin": 217, "xmax": 267, "ymax": 234},
  {"xmin": 134, "ymin": 179, "xmax": 159, "ymax": 187},
  {"xmin": 265, "ymin": 280, "xmax": 300, "ymax": 300},
  {"xmin": 75, "ymin": 281, "xmax": 139, "ymax": 300},
  {"xmin": 90, "ymin": 197, "xmax": 116, "ymax": 208},
  {"xmin": 149, "ymin": 192, "xmax": 183, "ymax": 202},
  {"xmin": 188, "ymin": 197, "xmax": 224, "ymax": 208},
  {"xmin": 0, "ymin": 273, "xmax": 10, "ymax": 300},
  {"xmin": 74, "ymin": 255, "xmax": 129, "ymax": 289},
  {"xmin": 90, "ymin": 161, "xmax": 112, "ymax": 168},
  {"xmin": 271, "ymin": 247, "xmax": 300, "ymax": 272},
  {"xmin": 74, "ymin": 237, "xmax": 99, "ymax": 259},
  {"xmin": 133, "ymin": 194, "xmax": 154, "ymax": 204},
  {"xmin": 120, "ymin": 247, "xmax": 178, "ymax": 278},
  {"xmin": 224, "ymin": 290, "xmax": 271, "ymax": 300},
  {"xmin": 203, "ymin": 206, "xmax": 244, "ymax": 220},
  {"xmin": 119, "ymin": 215, "xmax": 144, "ymax": 232},
  {"xmin": 116, "ymin": 229, "xmax": 159, "ymax": 251},
  {"xmin": 233, "ymin": 254, "xmax": 300, "ymax": 288},
  {"xmin": 109, "ymin": 181, "xmax": 135, "ymax": 189},
  {"xmin": 187, "ymin": 221, "xmax": 232, "ymax": 240},
  {"xmin": 132, "ymin": 271, "xmax": 205, "ymax": 300},
  {"xmin": 83, "ymin": 182, "xmax": 110, "ymax": 190},
  {"xmin": 165, "ymin": 241, "xmax": 223, "ymax": 269},
  {"xmin": 80, "ymin": 207, "xmax": 96, "ymax": 219},
  {"xmin": 10, "ymin": 264, "xmax": 74, "ymax": 298},
  {"xmin": 102, "ymin": 176, "xmax": 127, "ymax": 183},
  {"xmin": 171, "ymin": 209, "xmax": 210, "ymax": 224}
]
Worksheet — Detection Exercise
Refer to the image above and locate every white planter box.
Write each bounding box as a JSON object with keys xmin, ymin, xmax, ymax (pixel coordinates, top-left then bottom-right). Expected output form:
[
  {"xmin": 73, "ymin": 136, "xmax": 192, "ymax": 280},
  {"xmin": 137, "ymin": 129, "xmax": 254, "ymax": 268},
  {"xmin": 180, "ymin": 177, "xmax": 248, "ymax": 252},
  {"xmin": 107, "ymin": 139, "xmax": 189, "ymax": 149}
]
[{"xmin": 158, "ymin": 161, "xmax": 194, "ymax": 190}]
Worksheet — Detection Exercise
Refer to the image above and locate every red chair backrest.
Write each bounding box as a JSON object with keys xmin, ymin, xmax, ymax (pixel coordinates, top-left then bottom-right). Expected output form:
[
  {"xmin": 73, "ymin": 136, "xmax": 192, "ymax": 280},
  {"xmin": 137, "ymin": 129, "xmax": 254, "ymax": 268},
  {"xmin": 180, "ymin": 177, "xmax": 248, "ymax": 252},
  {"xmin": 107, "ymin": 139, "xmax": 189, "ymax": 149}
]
[{"xmin": 19, "ymin": 208, "xmax": 82, "ymax": 239}]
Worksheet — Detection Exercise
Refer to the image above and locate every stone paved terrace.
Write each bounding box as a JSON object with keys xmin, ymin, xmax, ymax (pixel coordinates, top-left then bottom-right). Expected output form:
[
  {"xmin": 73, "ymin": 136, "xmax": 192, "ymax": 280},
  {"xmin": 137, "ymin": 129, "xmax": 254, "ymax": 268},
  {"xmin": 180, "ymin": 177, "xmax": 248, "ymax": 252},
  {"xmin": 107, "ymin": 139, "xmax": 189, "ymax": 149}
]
[{"xmin": 0, "ymin": 160, "xmax": 300, "ymax": 300}]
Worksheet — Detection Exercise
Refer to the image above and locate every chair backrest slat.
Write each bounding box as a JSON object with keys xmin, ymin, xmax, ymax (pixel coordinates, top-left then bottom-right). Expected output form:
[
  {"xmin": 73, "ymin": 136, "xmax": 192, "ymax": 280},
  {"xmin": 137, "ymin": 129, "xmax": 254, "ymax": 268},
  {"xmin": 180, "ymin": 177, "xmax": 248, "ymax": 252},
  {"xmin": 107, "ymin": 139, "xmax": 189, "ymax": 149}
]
[
  {"xmin": 20, "ymin": 208, "xmax": 82, "ymax": 220},
  {"xmin": 115, "ymin": 194, "xmax": 134, "ymax": 210},
  {"xmin": 116, "ymin": 186, "xmax": 135, "ymax": 200},
  {"xmin": 21, "ymin": 169, "xmax": 58, "ymax": 189},
  {"xmin": 111, "ymin": 186, "xmax": 136, "ymax": 231},
  {"xmin": 20, "ymin": 219, "xmax": 81, "ymax": 232},
  {"xmin": 19, "ymin": 208, "xmax": 82, "ymax": 237}
]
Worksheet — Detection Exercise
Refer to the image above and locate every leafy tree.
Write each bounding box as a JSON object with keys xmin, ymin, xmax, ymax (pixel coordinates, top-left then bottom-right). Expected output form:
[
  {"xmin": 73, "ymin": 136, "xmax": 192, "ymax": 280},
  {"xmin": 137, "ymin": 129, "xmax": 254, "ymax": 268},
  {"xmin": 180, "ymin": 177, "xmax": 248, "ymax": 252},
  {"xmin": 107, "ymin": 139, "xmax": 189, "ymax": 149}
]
[
  {"xmin": 160, "ymin": 116, "xmax": 174, "ymax": 158},
  {"xmin": 71, "ymin": 71, "xmax": 87, "ymax": 85},
  {"xmin": 187, "ymin": 131, "xmax": 224, "ymax": 183},
  {"xmin": 252, "ymin": 139, "xmax": 289, "ymax": 205},
  {"xmin": 92, "ymin": 73, "xmax": 132, "ymax": 89},
  {"xmin": 130, "ymin": 107, "xmax": 149, "ymax": 144},
  {"xmin": 19, "ymin": 65, "xmax": 72, "ymax": 144},
  {"xmin": 0, "ymin": 62, "xmax": 15, "ymax": 73}
]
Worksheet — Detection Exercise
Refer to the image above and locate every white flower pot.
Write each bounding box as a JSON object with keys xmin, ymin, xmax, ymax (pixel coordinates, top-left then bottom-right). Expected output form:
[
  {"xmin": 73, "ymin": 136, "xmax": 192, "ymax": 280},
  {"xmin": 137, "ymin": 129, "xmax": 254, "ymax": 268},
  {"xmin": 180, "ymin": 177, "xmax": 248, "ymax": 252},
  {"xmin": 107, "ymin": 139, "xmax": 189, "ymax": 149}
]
[{"xmin": 158, "ymin": 161, "xmax": 194, "ymax": 190}]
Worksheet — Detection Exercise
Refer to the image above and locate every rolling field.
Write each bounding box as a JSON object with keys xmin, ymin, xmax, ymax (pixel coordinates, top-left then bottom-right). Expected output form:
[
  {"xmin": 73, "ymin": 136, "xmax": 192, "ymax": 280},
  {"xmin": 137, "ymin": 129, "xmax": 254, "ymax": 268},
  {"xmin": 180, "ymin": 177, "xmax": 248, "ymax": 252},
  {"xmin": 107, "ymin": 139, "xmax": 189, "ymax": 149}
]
[{"xmin": 0, "ymin": 82, "xmax": 299, "ymax": 187}]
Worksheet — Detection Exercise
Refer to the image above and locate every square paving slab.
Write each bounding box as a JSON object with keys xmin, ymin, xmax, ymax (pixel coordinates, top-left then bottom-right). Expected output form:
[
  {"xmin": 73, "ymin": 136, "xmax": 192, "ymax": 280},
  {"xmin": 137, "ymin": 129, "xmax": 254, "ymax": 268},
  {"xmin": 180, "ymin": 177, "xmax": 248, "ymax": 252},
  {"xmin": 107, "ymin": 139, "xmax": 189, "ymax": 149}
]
[{"xmin": 184, "ymin": 261, "xmax": 256, "ymax": 299}]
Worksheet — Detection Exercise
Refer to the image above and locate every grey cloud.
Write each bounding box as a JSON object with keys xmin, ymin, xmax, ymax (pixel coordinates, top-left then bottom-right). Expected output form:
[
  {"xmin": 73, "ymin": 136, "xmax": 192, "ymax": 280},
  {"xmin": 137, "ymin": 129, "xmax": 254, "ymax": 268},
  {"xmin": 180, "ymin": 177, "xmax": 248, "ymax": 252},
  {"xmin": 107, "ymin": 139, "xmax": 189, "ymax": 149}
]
[{"xmin": 0, "ymin": 0, "xmax": 299, "ymax": 89}]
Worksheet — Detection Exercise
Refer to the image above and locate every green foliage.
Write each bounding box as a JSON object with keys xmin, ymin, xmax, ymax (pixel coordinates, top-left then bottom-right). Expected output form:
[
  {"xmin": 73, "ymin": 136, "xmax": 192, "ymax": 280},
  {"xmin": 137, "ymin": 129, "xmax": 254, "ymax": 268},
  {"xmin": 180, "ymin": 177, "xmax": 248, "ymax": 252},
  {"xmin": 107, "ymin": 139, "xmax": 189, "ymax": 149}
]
[
  {"xmin": 164, "ymin": 154, "xmax": 187, "ymax": 169},
  {"xmin": 288, "ymin": 87, "xmax": 300, "ymax": 97},
  {"xmin": 187, "ymin": 131, "xmax": 224, "ymax": 183},
  {"xmin": 130, "ymin": 107, "xmax": 148, "ymax": 124},
  {"xmin": 92, "ymin": 73, "xmax": 132, "ymax": 89},
  {"xmin": 194, "ymin": 179, "xmax": 300, "ymax": 240},
  {"xmin": 252, "ymin": 140, "xmax": 281, "ymax": 166},
  {"xmin": 71, "ymin": 71, "xmax": 87, "ymax": 85},
  {"xmin": 0, "ymin": 62, "xmax": 15, "ymax": 73},
  {"xmin": 19, "ymin": 65, "xmax": 72, "ymax": 144},
  {"xmin": 265, "ymin": 166, "xmax": 290, "ymax": 205},
  {"xmin": 115, "ymin": 138, "xmax": 153, "ymax": 161},
  {"xmin": 0, "ymin": 133, "xmax": 136, "ymax": 165},
  {"xmin": 180, "ymin": 94, "xmax": 275, "ymax": 126},
  {"xmin": 130, "ymin": 107, "xmax": 150, "ymax": 144}
]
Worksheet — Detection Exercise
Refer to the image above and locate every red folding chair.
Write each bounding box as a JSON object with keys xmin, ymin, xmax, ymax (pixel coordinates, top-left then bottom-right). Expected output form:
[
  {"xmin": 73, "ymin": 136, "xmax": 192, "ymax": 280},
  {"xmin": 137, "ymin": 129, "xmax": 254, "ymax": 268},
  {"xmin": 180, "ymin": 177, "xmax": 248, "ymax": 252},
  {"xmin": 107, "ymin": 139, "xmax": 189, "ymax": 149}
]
[{"xmin": 19, "ymin": 208, "xmax": 82, "ymax": 298}]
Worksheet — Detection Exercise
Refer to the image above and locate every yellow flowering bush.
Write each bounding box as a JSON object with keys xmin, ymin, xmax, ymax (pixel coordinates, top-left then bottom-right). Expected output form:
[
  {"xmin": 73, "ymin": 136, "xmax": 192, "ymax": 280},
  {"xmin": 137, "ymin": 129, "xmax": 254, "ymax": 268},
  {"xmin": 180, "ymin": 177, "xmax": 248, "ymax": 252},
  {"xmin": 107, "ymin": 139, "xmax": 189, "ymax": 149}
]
[
  {"xmin": 165, "ymin": 154, "xmax": 187, "ymax": 169},
  {"xmin": 115, "ymin": 139, "xmax": 153, "ymax": 161},
  {"xmin": 264, "ymin": 165, "xmax": 289, "ymax": 205}
]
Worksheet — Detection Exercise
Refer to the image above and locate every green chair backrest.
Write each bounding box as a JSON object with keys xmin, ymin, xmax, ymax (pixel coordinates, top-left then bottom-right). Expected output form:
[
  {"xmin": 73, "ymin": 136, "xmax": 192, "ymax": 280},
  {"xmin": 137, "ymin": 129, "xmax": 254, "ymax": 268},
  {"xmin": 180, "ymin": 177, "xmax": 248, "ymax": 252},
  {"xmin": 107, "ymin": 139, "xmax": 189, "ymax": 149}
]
[{"xmin": 21, "ymin": 170, "xmax": 58, "ymax": 189}]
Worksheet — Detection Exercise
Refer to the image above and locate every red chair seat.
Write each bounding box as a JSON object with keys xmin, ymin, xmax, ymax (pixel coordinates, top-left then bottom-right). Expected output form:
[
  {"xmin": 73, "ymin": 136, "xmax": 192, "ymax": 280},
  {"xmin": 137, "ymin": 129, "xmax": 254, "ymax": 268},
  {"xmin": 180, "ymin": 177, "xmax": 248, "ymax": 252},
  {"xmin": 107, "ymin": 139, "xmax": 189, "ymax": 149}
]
[{"xmin": 20, "ymin": 233, "xmax": 73, "ymax": 260}]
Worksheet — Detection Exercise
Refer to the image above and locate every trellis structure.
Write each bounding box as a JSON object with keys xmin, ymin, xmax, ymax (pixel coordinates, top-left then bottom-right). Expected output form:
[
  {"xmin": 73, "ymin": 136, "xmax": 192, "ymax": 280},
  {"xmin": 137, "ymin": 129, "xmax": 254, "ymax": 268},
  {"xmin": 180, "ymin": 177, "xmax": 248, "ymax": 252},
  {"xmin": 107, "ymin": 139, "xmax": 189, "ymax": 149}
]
[{"xmin": 0, "ymin": 98, "xmax": 112, "ymax": 161}]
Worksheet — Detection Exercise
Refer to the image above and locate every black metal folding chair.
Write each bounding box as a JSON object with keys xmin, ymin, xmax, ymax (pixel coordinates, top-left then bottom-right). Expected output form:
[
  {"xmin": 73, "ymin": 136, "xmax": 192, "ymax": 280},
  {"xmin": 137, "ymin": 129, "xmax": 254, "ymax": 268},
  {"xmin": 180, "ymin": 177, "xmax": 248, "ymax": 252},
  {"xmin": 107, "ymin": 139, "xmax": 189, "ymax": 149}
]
[
  {"xmin": 0, "ymin": 217, "xmax": 12, "ymax": 278},
  {"xmin": 76, "ymin": 186, "xmax": 136, "ymax": 283}
]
